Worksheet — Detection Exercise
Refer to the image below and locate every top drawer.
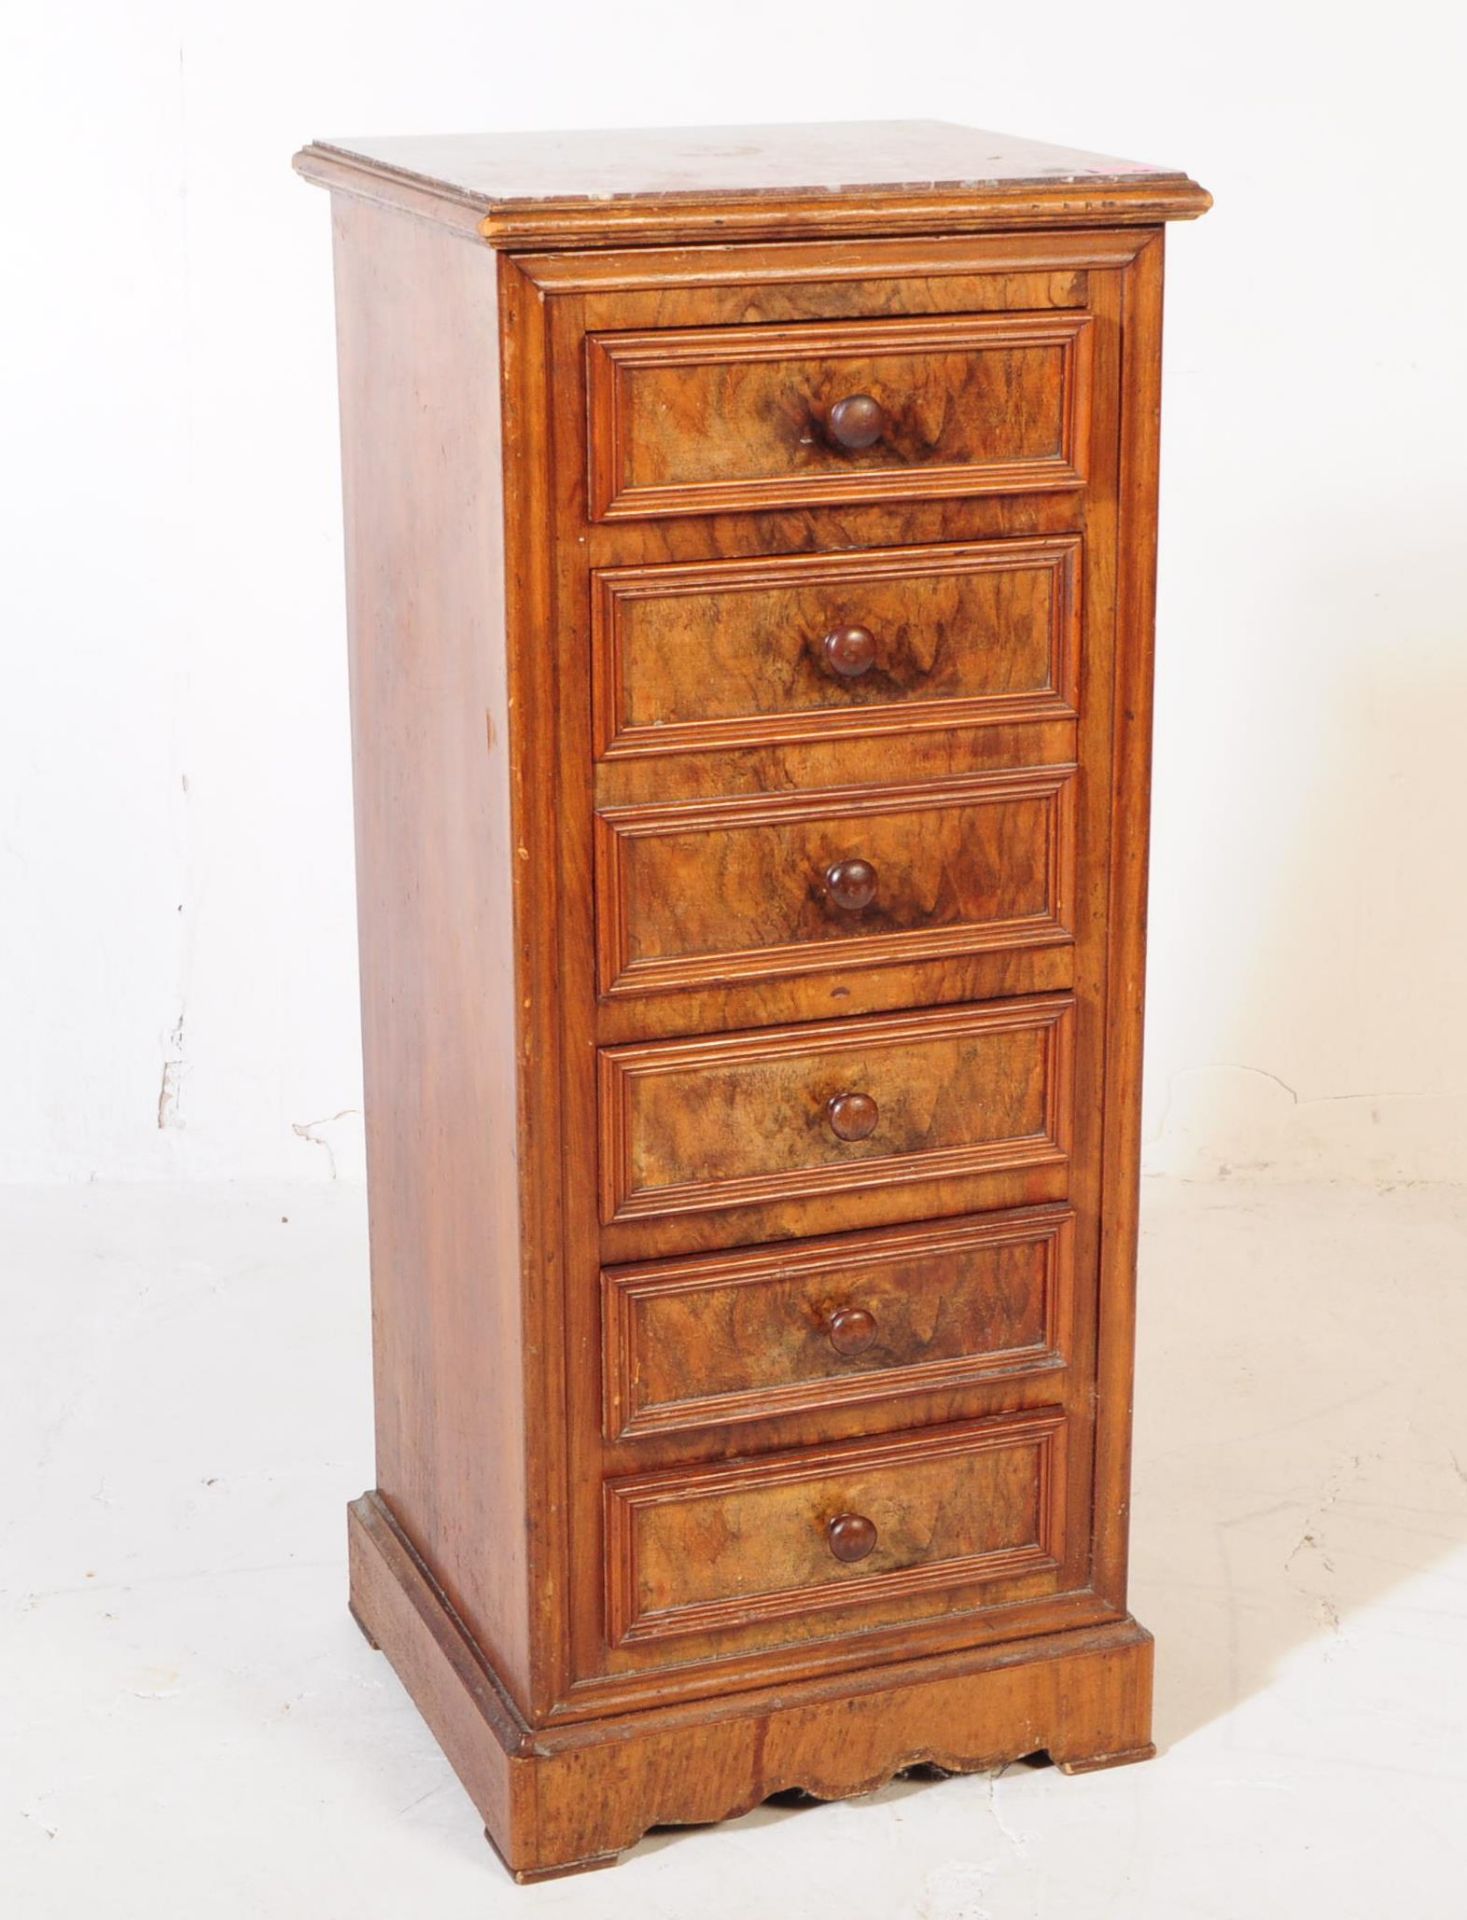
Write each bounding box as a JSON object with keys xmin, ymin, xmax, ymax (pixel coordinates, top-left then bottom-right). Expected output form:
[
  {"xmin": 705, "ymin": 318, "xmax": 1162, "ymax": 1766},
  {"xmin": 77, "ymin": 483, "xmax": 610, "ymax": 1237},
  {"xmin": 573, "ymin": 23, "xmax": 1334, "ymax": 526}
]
[{"xmin": 587, "ymin": 312, "xmax": 1093, "ymax": 520}]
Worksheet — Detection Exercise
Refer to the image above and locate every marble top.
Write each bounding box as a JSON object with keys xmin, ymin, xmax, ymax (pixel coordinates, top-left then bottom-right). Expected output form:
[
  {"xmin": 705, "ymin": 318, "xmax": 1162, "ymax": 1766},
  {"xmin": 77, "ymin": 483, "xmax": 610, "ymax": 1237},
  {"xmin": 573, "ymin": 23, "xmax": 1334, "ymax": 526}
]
[{"xmin": 310, "ymin": 120, "xmax": 1186, "ymax": 210}]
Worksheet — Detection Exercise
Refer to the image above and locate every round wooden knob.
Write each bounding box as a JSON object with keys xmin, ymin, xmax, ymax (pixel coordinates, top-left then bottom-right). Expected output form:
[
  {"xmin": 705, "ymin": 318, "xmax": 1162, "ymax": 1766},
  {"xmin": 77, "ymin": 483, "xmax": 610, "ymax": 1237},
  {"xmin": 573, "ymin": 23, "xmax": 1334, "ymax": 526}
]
[
  {"xmin": 826, "ymin": 1091, "xmax": 879, "ymax": 1141},
  {"xmin": 827, "ymin": 1307, "xmax": 877, "ymax": 1357},
  {"xmin": 821, "ymin": 625, "xmax": 877, "ymax": 679},
  {"xmin": 827, "ymin": 1513, "xmax": 878, "ymax": 1563},
  {"xmin": 825, "ymin": 858, "xmax": 877, "ymax": 911},
  {"xmin": 826, "ymin": 393, "xmax": 886, "ymax": 451}
]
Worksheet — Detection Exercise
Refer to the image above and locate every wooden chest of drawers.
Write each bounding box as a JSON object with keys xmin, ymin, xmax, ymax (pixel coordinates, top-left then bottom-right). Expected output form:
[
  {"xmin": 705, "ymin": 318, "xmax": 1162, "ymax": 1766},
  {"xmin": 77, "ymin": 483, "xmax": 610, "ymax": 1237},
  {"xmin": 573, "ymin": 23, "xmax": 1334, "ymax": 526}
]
[{"xmin": 296, "ymin": 120, "xmax": 1209, "ymax": 1882}]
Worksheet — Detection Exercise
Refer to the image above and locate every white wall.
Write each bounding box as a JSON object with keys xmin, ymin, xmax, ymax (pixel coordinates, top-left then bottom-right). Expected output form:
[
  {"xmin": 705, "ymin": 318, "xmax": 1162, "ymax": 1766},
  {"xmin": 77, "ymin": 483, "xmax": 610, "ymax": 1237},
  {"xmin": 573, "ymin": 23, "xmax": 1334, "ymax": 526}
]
[{"xmin": 3, "ymin": 1, "xmax": 1464, "ymax": 1185}]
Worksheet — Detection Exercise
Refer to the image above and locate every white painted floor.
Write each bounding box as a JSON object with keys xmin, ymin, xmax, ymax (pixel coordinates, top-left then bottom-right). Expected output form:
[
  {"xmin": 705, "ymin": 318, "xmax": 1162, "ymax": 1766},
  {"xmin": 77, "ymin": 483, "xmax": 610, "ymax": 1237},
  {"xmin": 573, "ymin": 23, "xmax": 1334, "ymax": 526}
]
[{"xmin": 3, "ymin": 1177, "xmax": 1464, "ymax": 1917}]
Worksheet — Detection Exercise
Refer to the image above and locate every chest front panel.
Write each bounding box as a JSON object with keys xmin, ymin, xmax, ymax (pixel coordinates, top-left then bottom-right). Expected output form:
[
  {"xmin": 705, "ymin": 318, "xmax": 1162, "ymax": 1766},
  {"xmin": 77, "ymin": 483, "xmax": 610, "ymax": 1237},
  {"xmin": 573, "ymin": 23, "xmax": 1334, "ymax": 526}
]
[{"xmin": 499, "ymin": 234, "xmax": 1152, "ymax": 1717}]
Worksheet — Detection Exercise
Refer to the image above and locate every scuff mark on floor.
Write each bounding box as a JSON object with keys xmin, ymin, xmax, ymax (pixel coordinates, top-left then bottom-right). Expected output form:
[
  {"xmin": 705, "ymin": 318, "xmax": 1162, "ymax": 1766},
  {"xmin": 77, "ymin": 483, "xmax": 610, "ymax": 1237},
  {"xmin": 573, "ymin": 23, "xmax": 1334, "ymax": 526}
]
[
  {"xmin": 395, "ymin": 1781, "xmax": 450, "ymax": 1819},
  {"xmin": 986, "ymin": 1764, "xmax": 1029, "ymax": 1860},
  {"xmin": 916, "ymin": 1858, "xmax": 993, "ymax": 1920},
  {"xmin": 127, "ymin": 1665, "xmax": 182, "ymax": 1701}
]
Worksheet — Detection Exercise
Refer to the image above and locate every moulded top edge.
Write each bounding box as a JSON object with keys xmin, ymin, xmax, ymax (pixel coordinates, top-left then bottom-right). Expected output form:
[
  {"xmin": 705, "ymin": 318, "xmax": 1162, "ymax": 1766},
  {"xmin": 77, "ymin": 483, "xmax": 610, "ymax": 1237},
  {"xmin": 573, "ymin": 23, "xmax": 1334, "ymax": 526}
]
[{"xmin": 292, "ymin": 120, "xmax": 1212, "ymax": 248}]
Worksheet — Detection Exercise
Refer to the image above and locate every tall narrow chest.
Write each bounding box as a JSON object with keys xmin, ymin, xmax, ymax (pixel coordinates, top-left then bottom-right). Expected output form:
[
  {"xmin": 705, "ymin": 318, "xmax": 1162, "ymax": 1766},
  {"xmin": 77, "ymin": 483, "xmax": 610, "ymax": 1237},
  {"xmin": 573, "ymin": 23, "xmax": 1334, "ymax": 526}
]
[{"xmin": 296, "ymin": 120, "xmax": 1209, "ymax": 1881}]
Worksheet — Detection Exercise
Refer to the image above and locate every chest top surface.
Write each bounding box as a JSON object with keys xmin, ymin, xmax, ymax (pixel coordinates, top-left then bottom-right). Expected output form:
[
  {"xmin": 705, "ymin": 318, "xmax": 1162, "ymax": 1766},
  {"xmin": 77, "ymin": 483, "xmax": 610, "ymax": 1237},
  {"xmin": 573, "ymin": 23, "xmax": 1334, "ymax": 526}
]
[{"xmin": 295, "ymin": 118, "xmax": 1210, "ymax": 248}]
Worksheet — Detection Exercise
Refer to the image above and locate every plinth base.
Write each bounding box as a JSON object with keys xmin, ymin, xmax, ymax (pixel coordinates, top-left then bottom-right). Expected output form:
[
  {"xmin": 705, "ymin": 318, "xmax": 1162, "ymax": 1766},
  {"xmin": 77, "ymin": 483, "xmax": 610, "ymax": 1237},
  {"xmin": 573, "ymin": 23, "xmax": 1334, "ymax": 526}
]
[{"xmin": 347, "ymin": 1491, "xmax": 1156, "ymax": 1883}]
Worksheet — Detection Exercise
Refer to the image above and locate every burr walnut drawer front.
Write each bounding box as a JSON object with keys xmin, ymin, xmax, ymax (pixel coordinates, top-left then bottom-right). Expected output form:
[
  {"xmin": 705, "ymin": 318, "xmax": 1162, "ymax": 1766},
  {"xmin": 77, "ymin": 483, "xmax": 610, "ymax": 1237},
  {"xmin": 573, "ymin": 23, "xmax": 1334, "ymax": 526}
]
[
  {"xmin": 603, "ymin": 1207, "xmax": 1075, "ymax": 1441},
  {"xmin": 596, "ymin": 766, "xmax": 1076, "ymax": 997},
  {"xmin": 592, "ymin": 536, "xmax": 1081, "ymax": 759},
  {"xmin": 605, "ymin": 1410, "xmax": 1069, "ymax": 1648},
  {"xmin": 587, "ymin": 312, "xmax": 1093, "ymax": 520},
  {"xmin": 597, "ymin": 995, "xmax": 1074, "ymax": 1225}
]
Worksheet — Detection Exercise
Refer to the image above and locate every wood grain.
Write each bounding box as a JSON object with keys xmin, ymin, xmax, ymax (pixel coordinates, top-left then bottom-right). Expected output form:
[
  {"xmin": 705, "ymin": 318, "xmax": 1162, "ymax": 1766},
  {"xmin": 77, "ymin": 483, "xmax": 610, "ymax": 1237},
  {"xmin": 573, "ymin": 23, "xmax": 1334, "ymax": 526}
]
[
  {"xmin": 1090, "ymin": 231, "xmax": 1166, "ymax": 1613},
  {"xmin": 518, "ymin": 229, "xmax": 1144, "ymax": 300},
  {"xmin": 593, "ymin": 536, "xmax": 1081, "ymax": 758},
  {"xmin": 494, "ymin": 247, "xmax": 576, "ymax": 1721},
  {"xmin": 588, "ymin": 313, "xmax": 1092, "ymax": 518},
  {"xmin": 534, "ymin": 243, "xmax": 1120, "ymax": 1716},
  {"xmin": 595, "ymin": 766, "xmax": 1076, "ymax": 995},
  {"xmin": 603, "ymin": 1207, "xmax": 1075, "ymax": 1439},
  {"xmin": 598, "ymin": 995, "xmax": 1075, "ymax": 1225},
  {"xmin": 329, "ymin": 198, "xmax": 534, "ymax": 1710}
]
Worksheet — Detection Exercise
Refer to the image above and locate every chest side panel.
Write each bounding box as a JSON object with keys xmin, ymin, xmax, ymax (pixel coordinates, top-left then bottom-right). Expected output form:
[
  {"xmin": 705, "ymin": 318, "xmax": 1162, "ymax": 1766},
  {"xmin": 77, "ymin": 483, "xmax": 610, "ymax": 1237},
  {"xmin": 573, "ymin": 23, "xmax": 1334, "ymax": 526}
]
[{"xmin": 330, "ymin": 198, "xmax": 535, "ymax": 1710}]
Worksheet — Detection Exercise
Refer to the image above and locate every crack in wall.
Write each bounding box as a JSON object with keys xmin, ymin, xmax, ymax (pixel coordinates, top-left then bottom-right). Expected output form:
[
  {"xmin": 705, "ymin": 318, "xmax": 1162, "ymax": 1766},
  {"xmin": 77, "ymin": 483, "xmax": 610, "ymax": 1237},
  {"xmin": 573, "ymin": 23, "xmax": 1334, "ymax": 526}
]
[
  {"xmin": 290, "ymin": 1110, "xmax": 359, "ymax": 1181},
  {"xmin": 156, "ymin": 1014, "xmax": 186, "ymax": 1130},
  {"xmin": 158, "ymin": 762, "xmax": 192, "ymax": 1139},
  {"xmin": 1154, "ymin": 1061, "xmax": 1429, "ymax": 1136},
  {"xmin": 1283, "ymin": 1452, "xmax": 1361, "ymax": 1575},
  {"xmin": 1146, "ymin": 1062, "xmax": 1433, "ymax": 1170}
]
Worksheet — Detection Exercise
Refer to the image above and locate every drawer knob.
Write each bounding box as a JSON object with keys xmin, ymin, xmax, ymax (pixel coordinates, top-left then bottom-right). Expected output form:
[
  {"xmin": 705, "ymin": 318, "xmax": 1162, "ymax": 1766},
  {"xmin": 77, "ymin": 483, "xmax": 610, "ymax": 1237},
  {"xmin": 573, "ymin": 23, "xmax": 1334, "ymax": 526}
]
[
  {"xmin": 825, "ymin": 858, "xmax": 878, "ymax": 912},
  {"xmin": 825, "ymin": 392, "xmax": 886, "ymax": 451},
  {"xmin": 826, "ymin": 1091, "xmax": 879, "ymax": 1141},
  {"xmin": 827, "ymin": 1512, "xmax": 878, "ymax": 1563},
  {"xmin": 826, "ymin": 1306, "xmax": 877, "ymax": 1357},
  {"xmin": 821, "ymin": 625, "xmax": 878, "ymax": 680}
]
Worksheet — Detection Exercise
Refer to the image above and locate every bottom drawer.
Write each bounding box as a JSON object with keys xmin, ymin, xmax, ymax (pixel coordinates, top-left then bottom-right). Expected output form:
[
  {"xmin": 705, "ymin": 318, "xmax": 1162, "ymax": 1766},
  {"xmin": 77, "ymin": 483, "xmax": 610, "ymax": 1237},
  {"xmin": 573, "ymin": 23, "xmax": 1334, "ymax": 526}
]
[{"xmin": 605, "ymin": 1409, "xmax": 1067, "ymax": 1648}]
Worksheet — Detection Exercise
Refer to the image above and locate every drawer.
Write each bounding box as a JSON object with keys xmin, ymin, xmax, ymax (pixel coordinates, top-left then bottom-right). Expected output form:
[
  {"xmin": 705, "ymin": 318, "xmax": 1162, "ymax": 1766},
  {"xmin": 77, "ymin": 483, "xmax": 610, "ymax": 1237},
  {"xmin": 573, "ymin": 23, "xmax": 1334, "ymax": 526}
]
[
  {"xmin": 603, "ymin": 1208, "xmax": 1074, "ymax": 1440},
  {"xmin": 605, "ymin": 1410, "xmax": 1068, "ymax": 1646},
  {"xmin": 587, "ymin": 312, "xmax": 1093, "ymax": 519},
  {"xmin": 596, "ymin": 765, "xmax": 1076, "ymax": 997},
  {"xmin": 598, "ymin": 995, "xmax": 1073, "ymax": 1224},
  {"xmin": 592, "ymin": 536, "xmax": 1081, "ymax": 758}
]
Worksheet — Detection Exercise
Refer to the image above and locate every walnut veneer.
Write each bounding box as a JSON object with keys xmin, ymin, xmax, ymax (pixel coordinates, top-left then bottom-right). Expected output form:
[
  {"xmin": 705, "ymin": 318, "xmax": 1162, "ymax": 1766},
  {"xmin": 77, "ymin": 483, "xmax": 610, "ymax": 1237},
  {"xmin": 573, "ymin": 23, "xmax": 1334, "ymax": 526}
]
[{"xmin": 295, "ymin": 119, "xmax": 1209, "ymax": 1882}]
